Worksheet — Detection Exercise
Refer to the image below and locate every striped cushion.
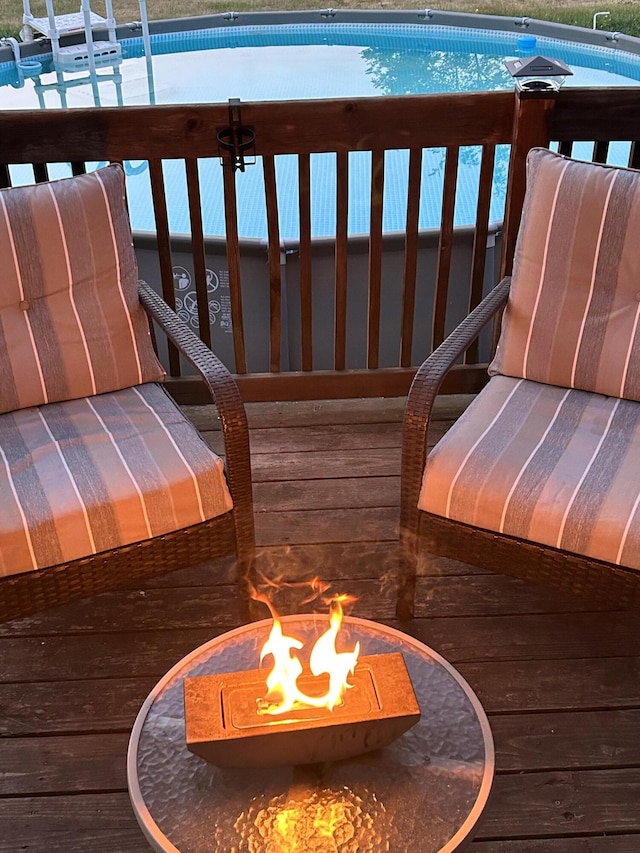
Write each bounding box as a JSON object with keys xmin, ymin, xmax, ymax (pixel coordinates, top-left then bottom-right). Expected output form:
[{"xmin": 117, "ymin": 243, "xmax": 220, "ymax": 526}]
[
  {"xmin": 0, "ymin": 165, "xmax": 165, "ymax": 414},
  {"xmin": 419, "ymin": 375, "xmax": 640, "ymax": 571},
  {"xmin": 490, "ymin": 148, "xmax": 640, "ymax": 401},
  {"xmin": 0, "ymin": 383, "xmax": 232, "ymax": 577}
]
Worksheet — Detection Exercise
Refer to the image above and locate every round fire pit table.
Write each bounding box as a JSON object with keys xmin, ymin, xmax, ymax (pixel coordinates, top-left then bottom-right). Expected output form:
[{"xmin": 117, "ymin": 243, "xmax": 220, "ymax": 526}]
[{"xmin": 128, "ymin": 616, "xmax": 494, "ymax": 852}]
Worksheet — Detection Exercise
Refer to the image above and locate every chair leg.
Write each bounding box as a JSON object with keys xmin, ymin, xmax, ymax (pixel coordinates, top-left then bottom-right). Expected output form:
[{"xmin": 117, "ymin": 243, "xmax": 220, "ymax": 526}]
[{"xmin": 396, "ymin": 525, "xmax": 418, "ymax": 620}]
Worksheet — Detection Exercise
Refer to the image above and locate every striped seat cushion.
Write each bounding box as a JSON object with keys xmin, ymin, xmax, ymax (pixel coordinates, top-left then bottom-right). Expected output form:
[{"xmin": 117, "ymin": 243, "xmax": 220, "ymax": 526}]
[
  {"xmin": 419, "ymin": 375, "xmax": 640, "ymax": 571},
  {"xmin": 0, "ymin": 383, "xmax": 232, "ymax": 577},
  {"xmin": 490, "ymin": 148, "xmax": 640, "ymax": 401},
  {"xmin": 0, "ymin": 165, "xmax": 165, "ymax": 414}
]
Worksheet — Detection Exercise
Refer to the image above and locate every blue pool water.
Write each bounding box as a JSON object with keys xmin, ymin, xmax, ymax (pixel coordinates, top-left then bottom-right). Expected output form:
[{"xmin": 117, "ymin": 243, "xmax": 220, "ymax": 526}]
[{"xmin": 2, "ymin": 23, "xmax": 639, "ymax": 238}]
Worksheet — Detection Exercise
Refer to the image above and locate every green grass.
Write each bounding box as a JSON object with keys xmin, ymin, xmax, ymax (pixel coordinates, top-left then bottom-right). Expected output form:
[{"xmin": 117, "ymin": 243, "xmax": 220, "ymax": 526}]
[{"xmin": 2, "ymin": 0, "xmax": 640, "ymax": 41}]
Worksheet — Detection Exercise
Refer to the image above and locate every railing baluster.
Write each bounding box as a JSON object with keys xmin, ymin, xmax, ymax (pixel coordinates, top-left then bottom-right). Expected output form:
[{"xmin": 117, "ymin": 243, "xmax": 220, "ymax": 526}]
[
  {"xmin": 263, "ymin": 154, "xmax": 282, "ymax": 373},
  {"xmin": 592, "ymin": 140, "xmax": 609, "ymax": 163},
  {"xmin": 466, "ymin": 144, "xmax": 496, "ymax": 365},
  {"xmin": 148, "ymin": 158, "xmax": 180, "ymax": 376},
  {"xmin": 335, "ymin": 150, "xmax": 349, "ymax": 371},
  {"xmin": 298, "ymin": 153, "xmax": 313, "ymax": 371},
  {"xmin": 368, "ymin": 150, "xmax": 384, "ymax": 369},
  {"xmin": 433, "ymin": 146, "xmax": 459, "ymax": 349},
  {"xmin": 33, "ymin": 163, "xmax": 48, "ymax": 183},
  {"xmin": 400, "ymin": 148, "xmax": 422, "ymax": 367},
  {"xmin": 221, "ymin": 158, "xmax": 247, "ymax": 374},
  {"xmin": 185, "ymin": 157, "xmax": 211, "ymax": 349}
]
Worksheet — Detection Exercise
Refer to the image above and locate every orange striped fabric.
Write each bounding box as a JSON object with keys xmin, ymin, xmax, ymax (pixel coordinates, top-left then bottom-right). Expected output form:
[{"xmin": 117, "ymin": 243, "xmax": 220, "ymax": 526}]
[
  {"xmin": 419, "ymin": 375, "xmax": 640, "ymax": 571},
  {"xmin": 490, "ymin": 148, "xmax": 640, "ymax": 401},
  {"xmin": 0, "ymin": 383, "xmax": 232, "ymax": 577},
  {"xmin": 0, "ymin": 165, "xmax": 164, "ymax": 415}
]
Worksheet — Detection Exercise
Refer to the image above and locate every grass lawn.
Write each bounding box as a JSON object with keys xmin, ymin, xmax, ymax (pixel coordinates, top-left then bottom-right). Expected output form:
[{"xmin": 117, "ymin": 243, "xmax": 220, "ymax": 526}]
[{"xmin": 2, "ymin": 0, "xmax": 640, "ymax": 39}]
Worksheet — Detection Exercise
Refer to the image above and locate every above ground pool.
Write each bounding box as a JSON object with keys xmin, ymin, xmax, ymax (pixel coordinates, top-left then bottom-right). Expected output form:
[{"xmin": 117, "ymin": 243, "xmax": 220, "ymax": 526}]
[{"xmin": 2, "ymin": 16, "xmax": 640, "ymax": 238}]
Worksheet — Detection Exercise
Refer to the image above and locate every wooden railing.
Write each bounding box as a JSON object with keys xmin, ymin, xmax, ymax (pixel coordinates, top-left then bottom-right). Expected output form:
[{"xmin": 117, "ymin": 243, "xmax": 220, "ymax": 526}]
[{"xmin": 2, "ymin": 87, "xmax": 640, "ymax": 402}]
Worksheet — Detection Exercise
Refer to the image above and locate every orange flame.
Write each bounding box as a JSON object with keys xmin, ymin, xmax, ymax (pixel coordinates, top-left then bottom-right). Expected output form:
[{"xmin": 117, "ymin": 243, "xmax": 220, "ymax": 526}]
[{"xmin": 258, "ymin": 596, "xmax": 360, "ymax": 715}]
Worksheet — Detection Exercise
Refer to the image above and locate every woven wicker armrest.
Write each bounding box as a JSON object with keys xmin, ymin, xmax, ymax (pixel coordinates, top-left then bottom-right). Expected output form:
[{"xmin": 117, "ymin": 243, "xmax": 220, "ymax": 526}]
[
  {"xmin": 401, "ymin": 277, "xmax": 511, "ymax": 531},
  {"xmin": 138, "ymin": 281, "xmax": 254, "ymax": 556},
  {"xmin": 397, "ymin": 276, "xmax": 511, "ymax": 618}
]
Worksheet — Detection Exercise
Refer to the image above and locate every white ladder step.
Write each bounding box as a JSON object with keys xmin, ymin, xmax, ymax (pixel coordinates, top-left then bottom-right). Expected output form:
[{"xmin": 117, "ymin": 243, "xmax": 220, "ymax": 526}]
[
  {"xmin": 54, "ymin": 39, "xmax": 122, "ymax": 70},
  {"xmin": 25, "ymin": 11, "xmax": 108, "ymax": 38}
]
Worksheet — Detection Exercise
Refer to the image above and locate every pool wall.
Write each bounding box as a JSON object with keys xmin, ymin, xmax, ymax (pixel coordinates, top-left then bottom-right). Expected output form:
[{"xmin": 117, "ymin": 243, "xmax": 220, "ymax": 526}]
[
  {"xmin": 135, "ymin": 224, "xmax": 501, "ymax": 374},
  {"xmin": 3, "ymin": 8, "xmax": 640, "ymax": 70},
  {"xmin": 145, "ymin": 10, "xmax": 640, "ymax": 57}
]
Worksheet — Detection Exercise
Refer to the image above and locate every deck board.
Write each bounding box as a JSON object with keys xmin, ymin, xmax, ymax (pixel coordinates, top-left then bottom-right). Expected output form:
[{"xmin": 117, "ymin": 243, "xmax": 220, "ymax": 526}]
[{"xmin": 1, "ymin": 396, "xmax": 639, "ymax": 851}]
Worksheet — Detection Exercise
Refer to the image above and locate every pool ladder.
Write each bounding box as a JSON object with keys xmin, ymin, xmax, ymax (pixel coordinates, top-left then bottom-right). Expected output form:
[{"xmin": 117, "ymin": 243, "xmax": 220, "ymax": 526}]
[{"xmin": 20, "ymin": 0, "xmax": 151, "ymax": 77}]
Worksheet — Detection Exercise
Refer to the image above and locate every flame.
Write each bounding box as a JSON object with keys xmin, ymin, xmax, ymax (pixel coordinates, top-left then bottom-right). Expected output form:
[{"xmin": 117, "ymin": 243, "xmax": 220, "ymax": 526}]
[{"xmin": 258, "ymin": 596, "xmax": 360, "ymax": 715}]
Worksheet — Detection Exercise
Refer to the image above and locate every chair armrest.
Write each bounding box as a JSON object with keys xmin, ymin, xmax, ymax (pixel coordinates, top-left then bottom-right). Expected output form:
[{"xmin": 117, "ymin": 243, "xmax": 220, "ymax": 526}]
[
  {"xmin": 138, "ymin": 281, "xmax": 254, "ymax": 544},
  {"xmin": 401, "ymin": 277, "xmax": 511, "ymax": 531}
]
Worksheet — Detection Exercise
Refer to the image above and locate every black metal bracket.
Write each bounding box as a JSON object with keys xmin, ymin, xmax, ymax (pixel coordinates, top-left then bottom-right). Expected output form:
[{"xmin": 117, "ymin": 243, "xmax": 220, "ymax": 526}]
[{"xmin": 217, "ymin": 99, "xmax": 256, "ymax": 173}]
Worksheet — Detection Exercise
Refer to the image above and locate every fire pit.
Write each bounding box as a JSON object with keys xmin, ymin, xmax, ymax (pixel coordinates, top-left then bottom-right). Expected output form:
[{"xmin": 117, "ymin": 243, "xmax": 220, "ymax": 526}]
[
  {"xmin": 184, "ymin": 599, "xmax": 421, "ymax": 768},
  {"xmin": 128, "ymin": 616, "xmax": 494, "ymax": 852}
]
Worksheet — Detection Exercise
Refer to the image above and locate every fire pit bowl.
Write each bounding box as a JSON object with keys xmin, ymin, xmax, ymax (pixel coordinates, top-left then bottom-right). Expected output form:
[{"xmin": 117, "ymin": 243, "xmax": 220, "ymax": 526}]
[
  {"xmin": 128, "ymin": 616, "xmax": 494, "ymax": 853},
  {"xmin": 184, "ymin": 651, "xmax": 420, "ymax": 767}
]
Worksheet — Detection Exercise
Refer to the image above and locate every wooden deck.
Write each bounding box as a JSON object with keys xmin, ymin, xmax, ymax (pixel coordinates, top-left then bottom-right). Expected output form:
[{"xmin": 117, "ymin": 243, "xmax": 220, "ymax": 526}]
[{"xmin": 1, "ymin": 395, "xmax": 639, "ymax": 852}]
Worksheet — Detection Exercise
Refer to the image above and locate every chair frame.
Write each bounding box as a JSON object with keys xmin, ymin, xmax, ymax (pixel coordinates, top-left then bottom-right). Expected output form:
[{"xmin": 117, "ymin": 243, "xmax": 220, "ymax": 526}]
[
  {"xmin": 397, "ymin": 277, "xmax": 640, "ymax": 619},
  {"xmin": 0, "ymin": 281, "xmax": 255, "ymax": 623}
]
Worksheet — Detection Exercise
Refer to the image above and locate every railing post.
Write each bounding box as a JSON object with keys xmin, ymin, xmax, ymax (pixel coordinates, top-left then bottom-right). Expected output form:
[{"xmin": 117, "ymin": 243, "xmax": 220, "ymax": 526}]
[{"xmin": 500, "ymin": 89, "xmax": 557, "ymax": 278}]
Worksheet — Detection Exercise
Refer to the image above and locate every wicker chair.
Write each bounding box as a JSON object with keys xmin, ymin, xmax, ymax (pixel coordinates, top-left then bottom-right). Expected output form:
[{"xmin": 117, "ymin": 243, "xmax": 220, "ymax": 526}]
[
  {"xmin": 0, "ymin": 166, "xmax": 254, "ymax": 622},
  {"xmin": 397, "ymin": 148, "xmax": 640, "ymax": 619}
]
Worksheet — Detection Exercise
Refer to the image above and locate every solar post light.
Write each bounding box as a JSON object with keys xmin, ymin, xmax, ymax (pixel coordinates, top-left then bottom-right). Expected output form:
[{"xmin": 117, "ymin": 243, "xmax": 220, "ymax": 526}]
[{"xmin": 504, "ymin": 55, "xmax": 573, "ymax": 92}]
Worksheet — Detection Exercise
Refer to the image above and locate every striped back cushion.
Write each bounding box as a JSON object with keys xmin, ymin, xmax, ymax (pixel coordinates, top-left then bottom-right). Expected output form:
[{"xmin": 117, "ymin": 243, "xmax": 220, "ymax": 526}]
[
  {"xmin": 490, "ymin": 148, "xmax": 640, "ymax": 401},
  {"xmin": 0, "ymin": 165, "xmax": 165, "ymax": 414}
]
